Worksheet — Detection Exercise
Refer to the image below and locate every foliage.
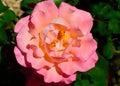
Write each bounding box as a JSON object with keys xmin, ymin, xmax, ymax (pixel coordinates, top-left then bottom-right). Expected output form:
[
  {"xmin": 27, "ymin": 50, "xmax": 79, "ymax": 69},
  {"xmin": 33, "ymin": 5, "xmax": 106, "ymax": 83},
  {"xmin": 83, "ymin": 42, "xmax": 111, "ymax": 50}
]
[{"xmin": 0, "ymin": 0, "xmax": 120, "ymax": 86}]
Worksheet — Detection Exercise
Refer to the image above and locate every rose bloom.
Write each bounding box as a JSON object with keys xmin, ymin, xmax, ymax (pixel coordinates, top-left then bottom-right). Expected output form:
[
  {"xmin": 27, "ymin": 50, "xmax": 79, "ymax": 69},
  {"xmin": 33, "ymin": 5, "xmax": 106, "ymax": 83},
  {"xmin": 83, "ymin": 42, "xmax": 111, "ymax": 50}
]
[{"xmin": 14, "ymin": 0, "xmax": 98, "ymax": 85}]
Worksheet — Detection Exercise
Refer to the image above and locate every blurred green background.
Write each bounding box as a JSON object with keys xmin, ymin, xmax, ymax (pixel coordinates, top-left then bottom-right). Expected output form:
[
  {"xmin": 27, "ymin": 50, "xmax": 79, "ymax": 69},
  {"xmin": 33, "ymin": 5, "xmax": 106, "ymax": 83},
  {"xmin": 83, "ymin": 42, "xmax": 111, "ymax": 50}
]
[{"xmin": 0, "ymin": 0, "xmax": 120, "ymax": 86}]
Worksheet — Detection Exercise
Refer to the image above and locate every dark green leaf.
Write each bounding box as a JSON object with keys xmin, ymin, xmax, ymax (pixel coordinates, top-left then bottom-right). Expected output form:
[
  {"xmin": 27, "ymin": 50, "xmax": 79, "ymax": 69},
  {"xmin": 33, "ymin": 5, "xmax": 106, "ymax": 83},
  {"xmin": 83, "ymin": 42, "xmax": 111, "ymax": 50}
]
[
  {"xmin": 116, "ymin": 0, "xmax": 120, "ymax": 9},
  {"xmin": 96, "ymin": 21, "xmax": 108, "ymax": 36},
  {"xmin": 116, "ymin": 59, "xmax": 120, "ymax": 66},
  {"xmin": 0, "ymin": 28, "xmax": 7, "ymax": 43},
  {"xmin": 108, "ymin": 19, "xmax": 120, "ymax": 34},
  {"xmin": 67, "ymin": 0, "xmax": 79, "ymax": 6},
  {"xmin": 103, "ymin": 42, "xmax": 115, "ymax": 59},
  {"xmin": 107, "ymin": 11, "xmax": 120, "ymax": 19},
  {"xmin": 54, "ymin": 0, "xmax": 64, "ymax": 6},
  {"xmin": 0, "ymin": 20, "xmax": 4, "ymax": 27},
  {"xmin": 21, "ymin": 0, "xmax": 41, "ymax": 9},
  {"xmin": 92, "ymin": 81, "xmax": 107, "ymax": 86},
  {"xmin": 74, "ymin": 79, "xmax": 90, "ymax": 86},
  {"xmin": 73, "ymin": 72, "xmax": 90, "ymax": 86},
  {"xmin": 91, "ymin": 3, "xmax": 113, "ymax": 18},
  {"xmin": 76, "ymin": 72, "xmax": 82, "ymax": 81},
  {"xmin": 0, "ymin": 0, "xmax": 8, "ymax": 13},
  {"xmin": 21, "ymin": 0, "xmax": 41, "ymax": 15},
  {"xmin": 0, "ymin": 10, "xmax": 17, "ymax": 22}
]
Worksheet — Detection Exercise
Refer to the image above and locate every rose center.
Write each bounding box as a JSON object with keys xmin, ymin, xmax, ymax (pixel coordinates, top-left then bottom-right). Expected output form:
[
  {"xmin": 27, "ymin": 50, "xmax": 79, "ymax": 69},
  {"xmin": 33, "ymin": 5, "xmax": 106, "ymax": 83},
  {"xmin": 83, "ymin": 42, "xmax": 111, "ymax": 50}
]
[
  {"xmin": 43, "ymin": 24, "xmax": 71, "ymax": 58},
  {"xmin": 42, "ymin": 23, "xmax": 82, "ymax": 59}
]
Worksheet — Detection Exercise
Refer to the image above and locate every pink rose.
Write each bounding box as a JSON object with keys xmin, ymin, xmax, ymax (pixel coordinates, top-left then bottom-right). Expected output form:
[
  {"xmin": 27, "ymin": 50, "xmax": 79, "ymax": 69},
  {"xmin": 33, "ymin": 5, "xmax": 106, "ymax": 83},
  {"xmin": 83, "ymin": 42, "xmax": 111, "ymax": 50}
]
[{"xmin": 14, "ymin": 0, "xmax": 98, "ymax": 84}]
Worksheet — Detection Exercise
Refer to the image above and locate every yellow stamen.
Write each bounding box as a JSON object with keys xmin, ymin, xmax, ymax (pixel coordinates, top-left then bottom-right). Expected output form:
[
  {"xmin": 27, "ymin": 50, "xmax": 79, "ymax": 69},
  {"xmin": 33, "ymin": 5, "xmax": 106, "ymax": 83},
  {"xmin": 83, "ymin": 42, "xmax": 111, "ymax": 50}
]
[
  {"xmin": 49, "ymin": 40, "xmax": 59, "ymax": 48},
  {"xmin": 57, "ymin": 30, "xmax": 65, "ymax": 40},
  {"xmin": 49, "ymin": 24, "xmax": 71, "ymax": 48}
]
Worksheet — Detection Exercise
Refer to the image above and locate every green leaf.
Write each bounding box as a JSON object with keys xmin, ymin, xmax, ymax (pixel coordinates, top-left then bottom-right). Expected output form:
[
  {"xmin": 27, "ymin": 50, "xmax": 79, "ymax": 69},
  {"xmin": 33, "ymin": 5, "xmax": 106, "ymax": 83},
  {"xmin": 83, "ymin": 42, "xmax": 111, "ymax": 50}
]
[
  {"xmin": 97, "ymin": 21, "xmax": 108, "ymax": 36},
  {"xmin": 0, "ymin": 28, "xmax": 7, "ymax": 43},
  {"xmin": 87, "ymin": 53, "xmax": 108, "ymax": 86},
  {"xmin": 73, "ymin": 72, "xmax": 90, "ymax": 86},
  {"xmin": 54, "ymin": 0, "xmax": 64, "ymax": 6},
  {"xmin": 0, "ymin": 20, "xmax": 4, "ymax": 27},
  {"xmin": 108, "ymin": 19, "xmax": 120, "ymax": 34},
  {"xmin": 0, "ymin": 46, "xmax": 2, "ymax": 63},
  {"xmin": 76, "ymin": 72, "xmax": 82, "ymax": 81},
  {"xmin": 92, "ymin": 81, "xmax": 107, "ymax": 86},
  {"xmin": 0, "ymin": 10, "xmax": 17, "ymax": 22},
  {"xmin": 116, "ymin": 0, "xmax": 120, "ymax": 9},
  {"xmin": 103, "ymin": 42, "xmax": 115, "ymax": 59},
  {"xmin": 80, "ymin": 79, "xmax": 90, "ymax": 86},
  {"xmin": 107, "ymin": 11, "xmax": 120, "ymax": 19},
  {"xmin": 91, "ymin": 3, "xmax": 113, "ymax": 18},
  {"xmin": 116, "ymin": 59, "xmax": 120, "ymax": 66},
  {"xmin": 74, "ymin": 79, "xmax": 90, "ymax": 86},
  {"xmin": 21, "ymin": 0, "xmax": 41, "ymax": 9},
  {"xmin": 21, "ymin": 0, "xmax": 41, "ymax": 15},
  {"xmin": 0, "ymin": 0, "xmax": 8, "ymax": 12},
  {"xmin": 67, "ymin": 0, "xmax": 79, "ymax": 6}
]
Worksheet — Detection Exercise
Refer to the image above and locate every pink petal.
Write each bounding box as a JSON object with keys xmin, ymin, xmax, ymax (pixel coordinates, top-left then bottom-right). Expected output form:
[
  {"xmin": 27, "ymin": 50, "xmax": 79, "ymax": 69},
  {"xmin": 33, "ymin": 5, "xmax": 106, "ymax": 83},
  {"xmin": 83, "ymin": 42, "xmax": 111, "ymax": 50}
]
[
  {"xmin": 30, "ymin": 0, "xmax": 58, "ymax": 33},
  {"xmin": 52, "ymin": 17, "xmax": 69, "ymax": 27},
  {"xmin": 14, "ymin": 46, "xmax": 26, "ymax": 67},
  {"xmin": 14, "ymin": 16, "xmax": 30, "ymax": 33},
  {"xmin": 78, "ymin": 52, "xmax": 98, "ymax": 72},
  {"xmin": 16, "ymin": 26, "xmax": 33, "ymax": 53},
  {"xmin": 71, "ymin": 33, "xmax": 97, "ymax": 61},
  {"xmin": 62, "ymin": 74, "xmax": 76, "ymax": 84},
  {"xmin": 26, "ymin": 49, "xmax": 53, "ymax": 69},
  {"xmin": 35, "ymin": 47, "xmax": 44, "ymax": 57},
  {"xmin": 59, "ymin": 2, "xmax": 93, "ymax": 35},
  {"xmin": 37, "ymin": 67, "xmax": 63, "ymax": 83},
  {"xmin": 59, "ymin": 2, "xmax": 77, "ymax": 24},
  {"xmin": 27, "ymin": 45, "xmax": 44, "ymax": 57},
  {"xmin": 44, "ymin": 67, "xmax": 63, "ymax": 83},
  {"xmin": 37, "ymin": 68, "xmax": 47, "ymax": 76},
  {"xmin": 59, "ymin": 52, "xmax": 98, "ymax": 74},
  {"xmin": 58, "ymin": 59, "xmax": 80, "ymax": 75},
  {"xmin": 70, "ymin": 10, "xmax": 93, "ymax": 35}
]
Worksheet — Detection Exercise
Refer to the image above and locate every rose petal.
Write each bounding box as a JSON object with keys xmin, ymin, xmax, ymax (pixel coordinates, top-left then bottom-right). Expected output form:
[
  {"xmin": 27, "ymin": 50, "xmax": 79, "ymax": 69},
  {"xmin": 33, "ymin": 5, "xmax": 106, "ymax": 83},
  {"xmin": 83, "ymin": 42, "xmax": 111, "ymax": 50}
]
[
  {"xmin": 30, "ymin": 0, "xmax": 58, "ymax": 33},
  {"xmin": 62, "ymin": 74, "xmax": 76, "ymax": 84},
  {"xmin": 78, "ymin": 52, "xmax": 98, "ymax": 72},
  {"xmin": 14, "ymin": 16, "xmax": 30, "ymax": 33},
  {"xmin": 14, "ymin": 46, "xmax": 26, "ymax": 67},
  {"xmin": 35, "ymin": 47, "xmax": 44, "ymax": 57},
  {"xmin": 37, "ymin": 68, "xmax": 47, "ymax": 76},
  {"xmin": 71, "ymin": 33, "xmax": 97, "ymax": 61},
  {"xmin": 59, "ymin": 2, "xmax": 77, "ymax": 24},
  {"xmin": 52, "ymin": 17, "xmax": 69, "ymax": 27},
  {"xmin": 37, "ymin": 68, "xmax": 76, "ymax": 84},
  {"xmin": 44, "ymin": 67, "xmax": 63, "ymax": 83},
  {"xmin": 26, "ymin": 49, "xmax": 53, "ymax": 69},
  {"xmin": 70, "ymin": 10, "xmax": 93, "ymax": 35},
  {"xmin": 16, "ymin": 26, "xmax": 33, "ymax": 53},
  {"xmin": 45, "ymin": 28, "xmax": 58, "ymax": 44},
  {"xmin": 58, "ymin": 59, "xmax": 80, "ymax": 75},
  {"xmin": 58, "ymin": 52, "xmax": 98, "ymax": 74},
  {"xmin": 59, "ymin": 2, "xmax": 93, "ymax": 35}
]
